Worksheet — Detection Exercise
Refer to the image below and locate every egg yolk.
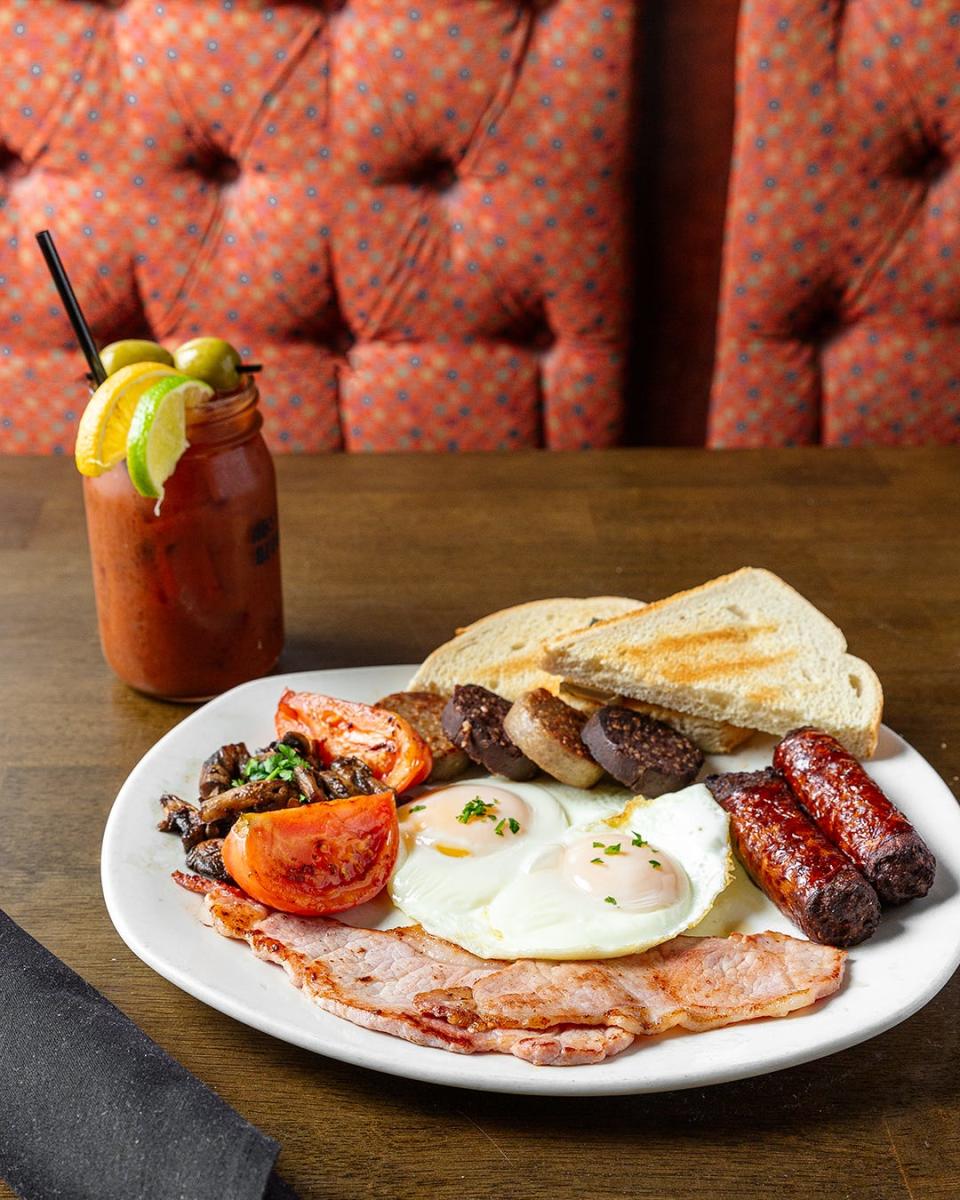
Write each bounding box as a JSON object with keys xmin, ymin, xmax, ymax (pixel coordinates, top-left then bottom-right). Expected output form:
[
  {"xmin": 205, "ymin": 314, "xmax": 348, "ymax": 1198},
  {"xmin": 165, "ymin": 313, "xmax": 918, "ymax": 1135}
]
[
  {"xmin": 399, "ymin": 784, "xmax": 531, "ymax": 858},
  {"xmin": 561, "ymin": 835, "xmax": 687, "ymax": 912}
]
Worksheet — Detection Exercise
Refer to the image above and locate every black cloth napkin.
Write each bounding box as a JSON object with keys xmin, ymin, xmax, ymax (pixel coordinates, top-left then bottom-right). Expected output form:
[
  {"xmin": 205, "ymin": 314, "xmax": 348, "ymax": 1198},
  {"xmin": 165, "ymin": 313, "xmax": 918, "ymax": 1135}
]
[{"xmin": 0, "ymin": 908, "xmax": 298, "ymax": 1200}]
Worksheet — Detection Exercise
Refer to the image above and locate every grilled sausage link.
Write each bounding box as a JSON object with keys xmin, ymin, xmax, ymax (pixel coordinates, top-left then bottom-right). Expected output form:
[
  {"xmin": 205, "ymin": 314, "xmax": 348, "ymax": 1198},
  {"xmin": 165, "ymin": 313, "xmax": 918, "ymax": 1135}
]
[
  {"xmin": 706, "ymin": 769, "xmax": 880, "ymax": 947},
  {"xmin": 774, "ymin": 727, "xmax": 936, "ymax": 906}
]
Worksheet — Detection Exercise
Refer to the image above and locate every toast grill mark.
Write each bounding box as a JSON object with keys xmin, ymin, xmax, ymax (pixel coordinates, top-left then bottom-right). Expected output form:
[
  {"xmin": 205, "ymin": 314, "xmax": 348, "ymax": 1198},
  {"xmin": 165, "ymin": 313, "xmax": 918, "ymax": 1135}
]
[
  {"xmin": 620, "ymin": 625, "xmax": 795, "ymax": 683},
  {"xmin": 491, "ymin": 647, "xmax": 547, "ymax": 679},
  {"xmin": 655, "ymin": 652, "xmax": 796, "ymax": 685}
]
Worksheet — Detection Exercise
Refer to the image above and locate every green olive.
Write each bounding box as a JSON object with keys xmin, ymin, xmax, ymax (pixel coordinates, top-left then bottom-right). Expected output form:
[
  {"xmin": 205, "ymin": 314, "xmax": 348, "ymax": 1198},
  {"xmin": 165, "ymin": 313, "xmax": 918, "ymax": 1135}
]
[
  {"xmin": 173, "ymin": 337, "xmax": 243, "ymax": 392},
  {"xmin": 100, "ymin": 339, "xmax": 174, "ymax": 377}
]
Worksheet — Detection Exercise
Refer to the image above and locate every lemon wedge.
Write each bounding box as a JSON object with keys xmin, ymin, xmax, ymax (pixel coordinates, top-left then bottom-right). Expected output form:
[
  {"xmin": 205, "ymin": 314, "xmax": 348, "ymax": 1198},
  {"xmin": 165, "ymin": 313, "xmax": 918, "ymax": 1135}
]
[
  {"xmin": 74, "ymin": 362, "xmax": 180, "ymax": 476},
  {"xmin": 126, "ymin": 375, "xmax": 213, "ymax": 502}
]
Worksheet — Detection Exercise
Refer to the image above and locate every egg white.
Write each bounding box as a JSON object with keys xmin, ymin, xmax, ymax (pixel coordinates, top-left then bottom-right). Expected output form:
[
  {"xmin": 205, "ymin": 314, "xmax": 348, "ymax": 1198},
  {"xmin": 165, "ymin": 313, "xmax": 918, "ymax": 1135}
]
[
  {"xmin": 388, "ymin": 780, "xmax": 569, "ymax": 955},
  {"xmin": 484, "ymin": 785, "xmax": 732, "ymax": 959},
  {"xmin": 388, "ymin": 780, "xmax": 732, "ymax": 961}
]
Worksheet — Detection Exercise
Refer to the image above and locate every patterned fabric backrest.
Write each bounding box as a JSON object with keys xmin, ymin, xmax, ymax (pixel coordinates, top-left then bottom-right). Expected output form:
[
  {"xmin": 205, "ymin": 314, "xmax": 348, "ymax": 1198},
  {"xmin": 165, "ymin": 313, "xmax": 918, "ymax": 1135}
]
[
  {"xmin": 710, "ymin": 0, "xmax": 960, "ymax": 446},
  {"xmin": 0, "ymin": 0, "xmax": 632, "ymax": 453}
]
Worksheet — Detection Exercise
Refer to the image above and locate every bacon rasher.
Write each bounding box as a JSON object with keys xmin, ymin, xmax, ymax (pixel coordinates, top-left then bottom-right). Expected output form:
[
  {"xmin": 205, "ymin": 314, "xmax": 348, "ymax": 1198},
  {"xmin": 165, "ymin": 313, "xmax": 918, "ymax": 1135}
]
[{"xmin": 182, "ymin": 876, "xmax": 845, "ymax": 1067}]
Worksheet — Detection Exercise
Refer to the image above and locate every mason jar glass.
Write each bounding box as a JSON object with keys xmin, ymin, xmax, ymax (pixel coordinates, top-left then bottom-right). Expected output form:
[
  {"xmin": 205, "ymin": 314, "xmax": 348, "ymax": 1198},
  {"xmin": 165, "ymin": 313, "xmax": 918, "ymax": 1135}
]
[{"xmin": 82, "ymin": 379, "xmax": 284, "ymax": 700}]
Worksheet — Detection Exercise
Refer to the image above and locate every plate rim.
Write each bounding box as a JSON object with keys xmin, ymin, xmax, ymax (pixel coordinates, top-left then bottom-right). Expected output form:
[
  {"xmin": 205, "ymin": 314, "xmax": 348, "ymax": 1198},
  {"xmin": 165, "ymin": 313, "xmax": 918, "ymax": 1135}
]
[{"xmin": 100, "ymin": 665, "xmax": 960, "ymax": 1097}]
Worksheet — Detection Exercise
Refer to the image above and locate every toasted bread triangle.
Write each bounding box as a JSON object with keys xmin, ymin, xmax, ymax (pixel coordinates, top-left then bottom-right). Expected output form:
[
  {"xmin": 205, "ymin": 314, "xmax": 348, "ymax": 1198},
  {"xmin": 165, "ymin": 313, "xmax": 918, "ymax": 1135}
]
[
  {"xmin": 407, "ymin": 596, "xmax": 752, "ymax": 753},
  {"xmin": 541, "ymin": 568, "xmax": 882, "ymax": 758},
  {"xmin": 408, "ymin": 597, "xmax": 644, "ymax": 701}
]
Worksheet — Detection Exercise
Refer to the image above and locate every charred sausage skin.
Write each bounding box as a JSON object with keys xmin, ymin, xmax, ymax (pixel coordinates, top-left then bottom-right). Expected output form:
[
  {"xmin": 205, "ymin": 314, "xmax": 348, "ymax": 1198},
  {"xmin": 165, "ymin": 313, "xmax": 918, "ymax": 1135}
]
[
  {"xmin": 774, "ymin": 727, "xmax": 936, "ymax": 905},
  {"xmin": 706, "ymin": 768, "xmax": 881, "ymax": 948}
]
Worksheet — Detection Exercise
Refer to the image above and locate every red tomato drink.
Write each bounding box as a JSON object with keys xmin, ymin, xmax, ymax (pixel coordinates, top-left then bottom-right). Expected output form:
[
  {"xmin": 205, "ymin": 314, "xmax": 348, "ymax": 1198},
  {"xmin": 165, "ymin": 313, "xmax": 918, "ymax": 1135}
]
[{"xmin": 82, "ymin": 379, "xmax": 283, "ymax": 700}]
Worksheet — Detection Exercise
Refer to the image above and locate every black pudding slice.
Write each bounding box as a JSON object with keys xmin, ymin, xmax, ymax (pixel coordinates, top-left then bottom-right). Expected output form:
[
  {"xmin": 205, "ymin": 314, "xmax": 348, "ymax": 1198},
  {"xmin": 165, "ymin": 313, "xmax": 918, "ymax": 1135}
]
[
  {"xmin": 581, "ymin": 706, "xmax": 704, "ymax": 794},
  {"xmin": 441, "ymin": 684, "xmax": 537, "ymax": 781}
]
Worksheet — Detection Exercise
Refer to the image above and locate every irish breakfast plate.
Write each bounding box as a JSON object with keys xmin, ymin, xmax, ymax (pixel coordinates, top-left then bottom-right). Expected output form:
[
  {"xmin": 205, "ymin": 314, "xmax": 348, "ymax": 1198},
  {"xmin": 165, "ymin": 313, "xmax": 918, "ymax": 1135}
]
[{"xmin": 101, "ymin": 666, "xmax": 960, "ymax": 1096}]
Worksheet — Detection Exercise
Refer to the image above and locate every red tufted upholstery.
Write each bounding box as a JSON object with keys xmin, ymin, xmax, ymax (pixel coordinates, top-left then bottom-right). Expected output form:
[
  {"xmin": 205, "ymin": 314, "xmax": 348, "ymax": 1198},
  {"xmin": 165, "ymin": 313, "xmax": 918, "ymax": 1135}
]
[
  {"xmin": 0, "ymin": 0, "xmax": 632, "ymax": 454},
  {"xmin": 710, "ymin": 0, "xmax": 960, "ymax": 447}
]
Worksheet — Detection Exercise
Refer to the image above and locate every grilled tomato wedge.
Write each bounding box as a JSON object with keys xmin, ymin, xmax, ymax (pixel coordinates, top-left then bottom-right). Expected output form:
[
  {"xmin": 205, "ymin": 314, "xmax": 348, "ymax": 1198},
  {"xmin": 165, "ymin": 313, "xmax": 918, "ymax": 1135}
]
[
  {"xmin": 275, "ymin": 689, "xmax": 432, "ymax": 793},
  {"xmin": 222, "ymin": 790, "xmax": 399, "ymax": 915}
]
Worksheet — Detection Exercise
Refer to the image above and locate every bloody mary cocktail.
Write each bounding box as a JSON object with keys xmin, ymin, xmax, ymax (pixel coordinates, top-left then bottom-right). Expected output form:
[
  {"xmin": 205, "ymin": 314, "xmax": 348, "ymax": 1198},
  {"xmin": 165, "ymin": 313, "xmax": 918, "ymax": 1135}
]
[{"xmin": 81, "ymin": 372, "xmax": 283, "ymax": 700}]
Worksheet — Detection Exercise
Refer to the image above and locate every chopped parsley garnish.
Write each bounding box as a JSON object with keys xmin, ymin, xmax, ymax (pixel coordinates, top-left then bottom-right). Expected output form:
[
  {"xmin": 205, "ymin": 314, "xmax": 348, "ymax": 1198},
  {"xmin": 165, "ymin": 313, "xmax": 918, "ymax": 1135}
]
[
  {"xmin": 457, "ymin": 796, "xmax": 498, "ymax": 824},
  {"xmin": 593, "ymin": 841, "xmax": 605, "ymax": 848},
  {"xmin": 237, "ymin": 742, "xmax": 310, "ymax": 785},
  {"xmin": 494, "ymin": 816, "xmax": 521, "ymax": 837},
  {"xmin": 631, "ymin": 831, "xmax": 647, "ymax": 848},
  {"xmin": 495, "ymin": 818, "xmax": 506, "ymax": 836},
  {"xmin": 649, "ymin": 859, "xmax": 662, "ymax": 869},
  {"xmin": 409, "ymin": 805, "xmax": 426, "ymax": 813},
  {"xmin": 590, "ymin": 857, "xmax": 604, "ymax": 865},
  {"xmin": 604, "ymin": 896, "xmax": 618, "ymax": 905},
  {"xmin": 604, "ymin": 843, "xmax": 622, "ymax": 856}
]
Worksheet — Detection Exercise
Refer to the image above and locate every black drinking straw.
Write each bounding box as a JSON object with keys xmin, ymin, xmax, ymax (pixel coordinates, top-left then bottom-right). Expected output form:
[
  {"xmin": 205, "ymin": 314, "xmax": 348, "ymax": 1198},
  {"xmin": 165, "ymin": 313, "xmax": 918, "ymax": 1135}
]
[{"xmin": 35, "ymin": 229, "xmax": 107, "ymax": 386}]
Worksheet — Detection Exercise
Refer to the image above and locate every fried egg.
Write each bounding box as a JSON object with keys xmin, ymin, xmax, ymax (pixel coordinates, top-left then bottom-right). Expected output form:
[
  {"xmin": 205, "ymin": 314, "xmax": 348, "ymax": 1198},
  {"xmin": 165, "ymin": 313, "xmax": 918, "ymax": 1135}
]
[
  {"xmin": 389, "ymin": 782, "xmax": 731, "ymax": 961},
  {"xmin": 389, "ymin": 782, "xmax": 569, "ymax": 954},
  {"xmin": 484, "ymin": 787, "xmax": 732, "ymax": 959}
]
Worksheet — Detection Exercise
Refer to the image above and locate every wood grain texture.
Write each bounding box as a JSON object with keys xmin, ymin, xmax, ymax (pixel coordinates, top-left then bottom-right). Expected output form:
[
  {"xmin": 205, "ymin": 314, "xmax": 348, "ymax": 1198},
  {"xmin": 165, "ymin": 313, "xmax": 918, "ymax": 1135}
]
[{"xmin": 1, "ymin": 448, "xmax": 958, "ymax": 1200}]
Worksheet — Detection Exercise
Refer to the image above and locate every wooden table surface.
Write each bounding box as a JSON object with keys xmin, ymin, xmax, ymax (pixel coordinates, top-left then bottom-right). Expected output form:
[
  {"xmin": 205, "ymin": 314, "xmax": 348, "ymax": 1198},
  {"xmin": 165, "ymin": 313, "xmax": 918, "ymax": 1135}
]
[{"xmin": 2, "ymin": 448, "xmax": 959, "ymax": 1200}]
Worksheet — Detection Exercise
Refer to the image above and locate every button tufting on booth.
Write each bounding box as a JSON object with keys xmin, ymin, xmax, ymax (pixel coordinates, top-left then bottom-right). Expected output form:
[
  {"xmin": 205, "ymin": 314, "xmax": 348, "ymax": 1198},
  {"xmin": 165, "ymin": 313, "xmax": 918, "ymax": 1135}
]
[
  {"xmin": 0, "ymin": 0, "xmax": 632, "ymax": 453},
  {"xmin": 710, "ymin": 0, "xmax": 960, "ymax": 447}
]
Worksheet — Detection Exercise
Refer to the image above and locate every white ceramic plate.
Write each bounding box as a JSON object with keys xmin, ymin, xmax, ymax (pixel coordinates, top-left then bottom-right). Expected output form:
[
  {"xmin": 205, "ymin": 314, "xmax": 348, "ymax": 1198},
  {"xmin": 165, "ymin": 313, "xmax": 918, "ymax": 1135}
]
[{"xmin": 101, "ymin": 666, "xmax": 960, "ymax": 1096}]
